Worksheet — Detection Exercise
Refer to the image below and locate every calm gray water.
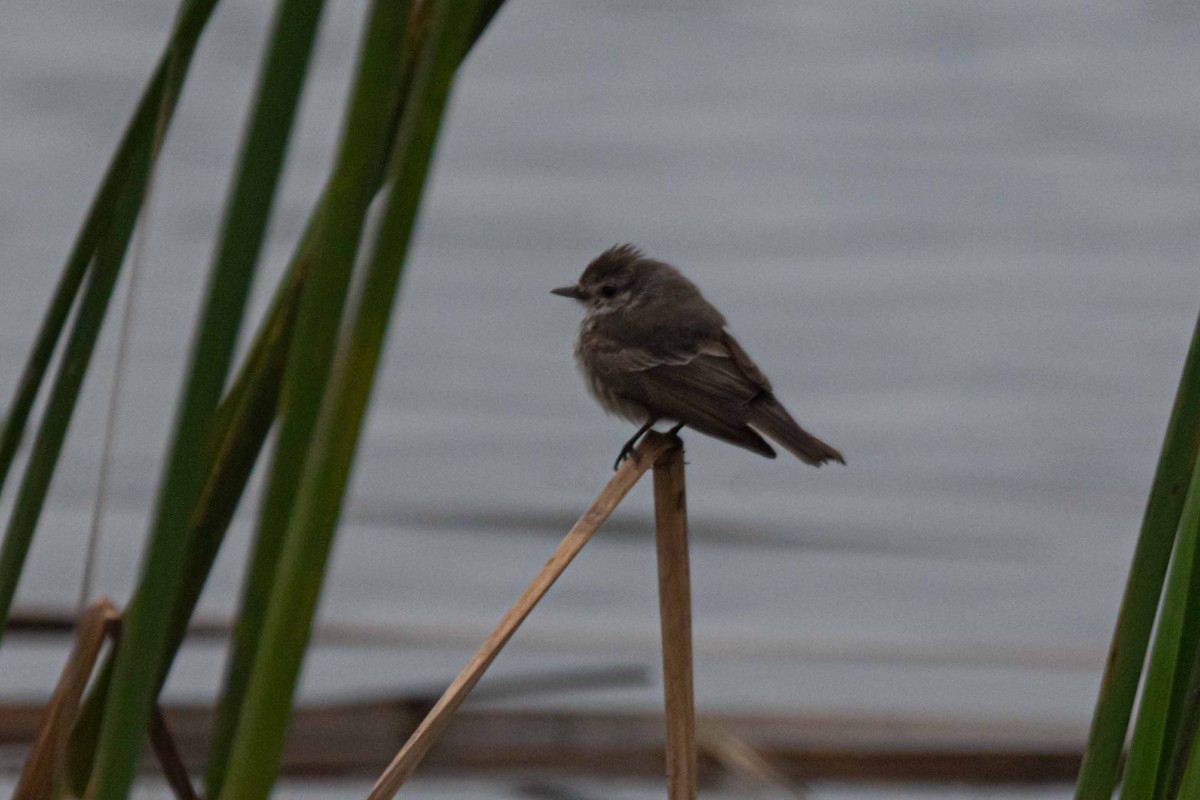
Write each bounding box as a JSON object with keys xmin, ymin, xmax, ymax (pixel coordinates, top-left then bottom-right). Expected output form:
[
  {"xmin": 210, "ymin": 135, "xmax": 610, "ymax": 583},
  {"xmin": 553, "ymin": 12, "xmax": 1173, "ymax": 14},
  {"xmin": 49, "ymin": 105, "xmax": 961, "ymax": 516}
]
[{"xmin": 2, "ymin": 0, "xmax": 1199, "ymax": 795}]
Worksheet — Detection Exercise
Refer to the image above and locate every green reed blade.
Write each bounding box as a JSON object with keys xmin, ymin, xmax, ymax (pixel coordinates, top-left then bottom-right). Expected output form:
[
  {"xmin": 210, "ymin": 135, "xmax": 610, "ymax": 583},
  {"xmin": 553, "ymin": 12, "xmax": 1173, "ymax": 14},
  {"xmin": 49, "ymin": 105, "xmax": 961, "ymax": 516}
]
[
  {"xmin": 1166, "ymin": 644, "xmax": 1200, "ymax": 799},
  {"xmin": 1121, "ymin": 441, "xmax": 1200, "ymax": 800},
  {"xmin": 0, "ymin": 251, "xmax": 127, "ymax": 636},
  {"xmin": 1177, "ymin": 705, "xmax": 1200, "ymax": 799},
  {"xmin": 63, "ymin": 268, "xmax": 301, "ymax": 796},
  {"xmin": 215, "ymin": 2, "xmax": 487, "ymax": 796},
  {"xmin": 206, "ymin": 3, "xmax": 504, "ymax": 794},
  {"xmin": 201, "ymin": 0, "xmax": 415, "ymax": 791},
  {"xmin": 1076, "ymin": 309, "xmax": 1200, "ymax": 800},
  {"xmin": 61, "ymin": 0, "xmax": 505, "ymax": 791},
  {"xmin": 87, "ymin": 0, "xmax": 326, "ymax": 795},
  {"xmin": 0, "ymin": 0, "xmax": 219, "ymax": 642},
  {"xmin": 0, "ymin": 0, "xmax": 221, "ymax": 501}
]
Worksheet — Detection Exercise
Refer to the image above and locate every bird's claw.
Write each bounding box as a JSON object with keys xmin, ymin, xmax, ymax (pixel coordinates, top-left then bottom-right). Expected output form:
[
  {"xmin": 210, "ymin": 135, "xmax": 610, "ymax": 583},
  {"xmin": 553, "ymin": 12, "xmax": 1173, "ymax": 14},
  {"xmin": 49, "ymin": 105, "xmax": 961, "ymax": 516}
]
[
  {"xmin": 612, "ymin": 419, "xmax": 659, "ymax": 471},
  {"xmin": 612, "ymin": 441, "xmax": 637, "ymax": 471},
  {"xmin": 612, "ymin": 422, "xmax": 685, "ymax": 470}
]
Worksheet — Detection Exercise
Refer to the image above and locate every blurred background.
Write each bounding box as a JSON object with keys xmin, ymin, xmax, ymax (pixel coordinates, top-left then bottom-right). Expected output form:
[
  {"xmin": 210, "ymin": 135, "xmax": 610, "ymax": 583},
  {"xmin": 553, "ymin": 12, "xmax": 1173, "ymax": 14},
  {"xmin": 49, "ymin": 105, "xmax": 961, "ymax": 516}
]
[{"xmin": 2, "ymin": 0, "xmax": 1199, "ymax": 797}]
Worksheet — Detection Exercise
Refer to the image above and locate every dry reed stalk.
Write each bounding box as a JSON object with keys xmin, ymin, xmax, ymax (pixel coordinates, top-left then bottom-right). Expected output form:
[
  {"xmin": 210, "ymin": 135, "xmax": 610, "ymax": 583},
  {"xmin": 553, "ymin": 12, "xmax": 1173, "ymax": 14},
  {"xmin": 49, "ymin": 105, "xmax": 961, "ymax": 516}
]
[
  {"xmin": 13, "ymin": 598, "xmax": 119, "ymax": 800},
  {"xmin": 653, "ymin": 441, "xmax": 696, "ymax": 800},
  {"xmin": 364, "ymin": 433, "xmax": 675, "ymax": 800},
  {"xmin": 15, "ymin": 597, "xmax": 197, "ymax": 800}
]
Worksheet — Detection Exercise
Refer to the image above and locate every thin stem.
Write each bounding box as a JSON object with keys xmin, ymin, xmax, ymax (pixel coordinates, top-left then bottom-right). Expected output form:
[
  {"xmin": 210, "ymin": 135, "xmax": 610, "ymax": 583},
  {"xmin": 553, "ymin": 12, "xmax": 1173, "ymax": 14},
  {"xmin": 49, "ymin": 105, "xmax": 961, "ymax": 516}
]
[
  {"xmin": 365, "ymin": 433, "xmax": 675, "ymax": 800},
  {"xmin": 653, "ymin": 438, "xmax": 697, "ymax": 800}
]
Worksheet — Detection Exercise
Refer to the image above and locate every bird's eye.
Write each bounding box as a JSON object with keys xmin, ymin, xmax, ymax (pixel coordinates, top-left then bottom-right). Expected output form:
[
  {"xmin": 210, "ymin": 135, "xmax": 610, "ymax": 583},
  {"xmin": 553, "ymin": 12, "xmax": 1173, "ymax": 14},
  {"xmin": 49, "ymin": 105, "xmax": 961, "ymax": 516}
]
[{"xmin": 599, "ymin": 285, "xmax": 618, "ymax": 298}]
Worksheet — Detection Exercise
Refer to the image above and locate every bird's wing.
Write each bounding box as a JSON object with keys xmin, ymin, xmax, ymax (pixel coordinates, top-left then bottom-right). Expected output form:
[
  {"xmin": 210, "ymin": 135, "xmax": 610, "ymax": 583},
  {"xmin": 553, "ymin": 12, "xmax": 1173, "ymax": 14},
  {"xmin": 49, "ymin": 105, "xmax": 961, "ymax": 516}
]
[
  {"xmin": 608, "ymin": 330, "xmax": 762, "ymax": 378},
  {"xmin": 717, "ymin": 330, "xmax": 772, "ymax": 393},
  {"xmin": 615, "ymin": 332, "xmax": 776, "ymax": 458},
  {"xmin": 638, "ymin": 345, "xmax": 761, "ymax": 421}
]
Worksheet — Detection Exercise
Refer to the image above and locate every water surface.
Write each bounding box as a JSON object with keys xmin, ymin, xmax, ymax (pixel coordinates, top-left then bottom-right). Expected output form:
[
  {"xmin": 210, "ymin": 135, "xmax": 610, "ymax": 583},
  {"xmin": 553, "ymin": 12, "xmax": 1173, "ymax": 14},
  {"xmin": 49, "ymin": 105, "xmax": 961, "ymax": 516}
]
[{"xmin": 2, "ymin": 0, "xmax": 1199, "ymax": 793}]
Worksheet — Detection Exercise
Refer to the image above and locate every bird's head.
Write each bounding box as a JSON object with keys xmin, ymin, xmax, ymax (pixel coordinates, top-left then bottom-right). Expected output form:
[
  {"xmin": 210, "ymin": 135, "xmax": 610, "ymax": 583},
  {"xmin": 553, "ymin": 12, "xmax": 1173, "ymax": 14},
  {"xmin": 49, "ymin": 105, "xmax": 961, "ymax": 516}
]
[{"xmin": 551, "ymin": 244, "xmax": 650, "ymax": 315}]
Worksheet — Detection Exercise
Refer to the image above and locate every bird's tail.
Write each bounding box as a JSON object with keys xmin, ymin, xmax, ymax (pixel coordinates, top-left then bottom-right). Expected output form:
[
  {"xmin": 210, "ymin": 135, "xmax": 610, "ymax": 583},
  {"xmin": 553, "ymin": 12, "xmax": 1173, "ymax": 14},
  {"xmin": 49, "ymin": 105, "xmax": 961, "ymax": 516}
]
[{"xmin": 748, "ymin": 396, "xmax": 845, "ymax": 466}]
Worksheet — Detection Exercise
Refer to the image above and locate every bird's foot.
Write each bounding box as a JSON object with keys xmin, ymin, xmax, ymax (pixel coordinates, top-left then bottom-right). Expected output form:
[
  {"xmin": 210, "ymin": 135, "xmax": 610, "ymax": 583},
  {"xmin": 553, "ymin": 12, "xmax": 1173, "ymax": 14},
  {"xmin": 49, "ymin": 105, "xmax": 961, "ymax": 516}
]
[
  {"xmin": 612, "ymin": 440, "xmax": 638, "ymax": 471},
  {"xmin": 612, "ymin": 419, "xmax": 659, "ymax": 471}
]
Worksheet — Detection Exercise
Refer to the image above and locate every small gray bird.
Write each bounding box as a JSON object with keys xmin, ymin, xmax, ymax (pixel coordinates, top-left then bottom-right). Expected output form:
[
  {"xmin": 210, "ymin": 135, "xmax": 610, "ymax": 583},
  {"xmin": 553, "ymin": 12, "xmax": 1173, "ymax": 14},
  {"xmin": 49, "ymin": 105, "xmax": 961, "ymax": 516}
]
[{"xmin": 553, "ymin": 245, "xmax": 844, "ymax": 469}]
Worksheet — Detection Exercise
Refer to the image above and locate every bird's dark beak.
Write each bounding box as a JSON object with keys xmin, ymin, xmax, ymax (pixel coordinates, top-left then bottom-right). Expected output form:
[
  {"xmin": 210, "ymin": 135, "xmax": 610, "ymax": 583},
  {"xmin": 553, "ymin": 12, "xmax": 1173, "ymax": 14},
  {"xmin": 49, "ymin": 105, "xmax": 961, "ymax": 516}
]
[{"xmin": 551, "ymin": 285, "xmax": 583, "ymax": 300}]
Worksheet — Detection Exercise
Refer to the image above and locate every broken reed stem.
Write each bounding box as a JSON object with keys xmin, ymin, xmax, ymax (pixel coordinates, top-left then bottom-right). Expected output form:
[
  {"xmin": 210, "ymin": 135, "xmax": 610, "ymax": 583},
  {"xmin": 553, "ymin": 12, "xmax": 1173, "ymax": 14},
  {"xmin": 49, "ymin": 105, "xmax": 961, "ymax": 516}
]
[
  {"xmin": 653, "ymin": 442, "xmax": 697, "ymax": 800},
  {"xmin": 364, "ymin": 433, "xmax": 676, "ymax": 800},
  {"xmin": 13, "ymin": 598, "xmax": 119, "ymax": 800},
  {"xmin": 15, "ymin": 598, "xmax": 198, "ymax": 800},
  {"xmin": 149, "ymin": 707, "xmax": 198, "ymax": 800}
]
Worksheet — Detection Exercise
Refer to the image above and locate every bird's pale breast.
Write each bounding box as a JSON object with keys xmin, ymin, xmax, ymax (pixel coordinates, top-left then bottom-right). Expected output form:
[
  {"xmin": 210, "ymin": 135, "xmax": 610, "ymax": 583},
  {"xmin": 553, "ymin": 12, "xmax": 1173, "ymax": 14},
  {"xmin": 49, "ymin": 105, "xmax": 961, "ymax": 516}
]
[{"xmin": 574, "ymin": 314, "xmax": 649, "ymax": 423}]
